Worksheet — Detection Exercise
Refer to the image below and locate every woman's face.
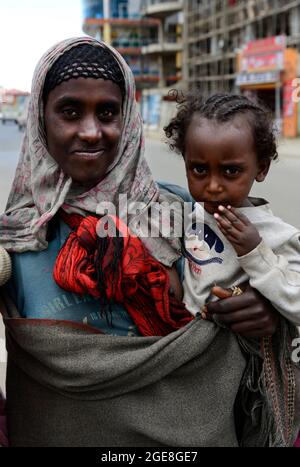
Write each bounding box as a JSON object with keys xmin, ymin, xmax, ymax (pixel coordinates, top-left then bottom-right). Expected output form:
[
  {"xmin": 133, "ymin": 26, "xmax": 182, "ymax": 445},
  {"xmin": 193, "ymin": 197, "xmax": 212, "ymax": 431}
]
[{"xmin": 44, "ymin": 77, "xmax": 123, "ymax": 188}]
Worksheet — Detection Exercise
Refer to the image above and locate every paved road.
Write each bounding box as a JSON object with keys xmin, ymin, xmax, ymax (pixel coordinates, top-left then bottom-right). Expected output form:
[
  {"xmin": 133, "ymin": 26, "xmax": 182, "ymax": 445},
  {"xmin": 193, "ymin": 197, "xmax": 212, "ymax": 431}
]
[{"xmin": 1, "ymin": 123, "xmax": 300, "ymax": 391}]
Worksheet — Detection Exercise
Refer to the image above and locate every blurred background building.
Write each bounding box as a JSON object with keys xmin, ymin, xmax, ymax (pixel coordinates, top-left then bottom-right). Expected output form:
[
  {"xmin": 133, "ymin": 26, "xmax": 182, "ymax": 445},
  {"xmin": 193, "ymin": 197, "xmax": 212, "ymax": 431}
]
[
  {"xmin": 80, "ymin": 1, "xmax": 300, "ymax": 136},
  {"xmin": 82, "ymin": 0, "xmax": 183, "ymax": 129},
  {"xmin": 140, "ymin": 1, "xmax": 183, "ymax": 129},
  {"xmin": 184, "ymin": 0, "xmax": 300, "ymax": 137},
  {"xmin": 141, "ymin": 1, "xmax": 183, "ymax": 88},
  {"xmin": 82, "ymin": 0, "xmax": 160, "ymax": 96}
]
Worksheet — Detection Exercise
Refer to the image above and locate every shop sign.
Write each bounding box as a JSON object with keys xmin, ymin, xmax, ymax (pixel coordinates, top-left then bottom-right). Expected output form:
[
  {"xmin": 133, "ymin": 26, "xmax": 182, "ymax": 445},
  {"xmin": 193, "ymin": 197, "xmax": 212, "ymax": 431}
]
[
  {"xmin": 283, "ymin": 80, "xmax": 295, "ymax": 117},
  {"xmin": 242, "ymin": 35, "xmax": 286, "ymax": 55},
  {"xmin": 282, "ymin": 49, "xmax": 298, "ymax": 138},
  {"xmin": 238, "ymin": 35, "xmax": 286, "ymax": 76},
  {"xmin": 236, "ymin": 70, "xmax": 279, "ymax": 86},
  {"xmin": 241, "ymin": 52, "xmax": 284, "ymax": 73}
]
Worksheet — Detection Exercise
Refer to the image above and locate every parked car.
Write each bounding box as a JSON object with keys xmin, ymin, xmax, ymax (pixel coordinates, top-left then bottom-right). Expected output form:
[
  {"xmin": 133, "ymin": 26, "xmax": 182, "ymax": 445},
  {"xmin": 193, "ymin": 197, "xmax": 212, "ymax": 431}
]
[
  {"xmin": 0, "ymin": 91, "xmax": 30, "ymax": 129},
  {"xmin": 1, "ymin": 107, "xmax": 18, "ymax": 124}
]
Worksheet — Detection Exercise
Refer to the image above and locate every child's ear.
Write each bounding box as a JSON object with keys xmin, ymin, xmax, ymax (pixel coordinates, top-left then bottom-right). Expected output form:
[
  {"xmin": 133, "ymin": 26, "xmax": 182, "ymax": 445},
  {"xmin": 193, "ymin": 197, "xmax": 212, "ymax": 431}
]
[{"xmin": 256, "ymin": 159, "xmax": 270, "ymax": 182}]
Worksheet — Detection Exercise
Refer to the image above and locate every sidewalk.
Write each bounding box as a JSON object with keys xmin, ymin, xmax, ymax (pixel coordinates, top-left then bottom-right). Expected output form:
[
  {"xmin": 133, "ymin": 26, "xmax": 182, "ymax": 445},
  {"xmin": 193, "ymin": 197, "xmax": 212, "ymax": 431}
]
[{"xmin": 145, "ymin": 128, "xmax": 300, "ymax": 160}]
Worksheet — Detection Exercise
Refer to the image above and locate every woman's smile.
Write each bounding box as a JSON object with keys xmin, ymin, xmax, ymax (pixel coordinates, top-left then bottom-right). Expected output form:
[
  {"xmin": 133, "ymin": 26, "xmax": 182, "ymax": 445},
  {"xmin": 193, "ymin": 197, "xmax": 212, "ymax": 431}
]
[{"xmin": 71, "ymin": 149, "xmax": 106, "ymax": 160}]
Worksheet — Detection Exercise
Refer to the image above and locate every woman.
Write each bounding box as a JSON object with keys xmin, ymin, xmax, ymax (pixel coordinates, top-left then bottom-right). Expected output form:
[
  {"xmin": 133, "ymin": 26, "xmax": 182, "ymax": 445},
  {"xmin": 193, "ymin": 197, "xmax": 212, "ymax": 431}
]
[{"xmin": 0, "ymin": 36, "xmax": 299, "ymax": 447}]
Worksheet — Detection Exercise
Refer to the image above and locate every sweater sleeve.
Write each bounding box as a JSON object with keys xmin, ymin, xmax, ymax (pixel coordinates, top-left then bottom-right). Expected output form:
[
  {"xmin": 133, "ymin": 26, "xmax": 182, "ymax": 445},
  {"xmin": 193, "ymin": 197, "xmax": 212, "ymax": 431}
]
[
  {"xmin": 0, "ymin": 246, "xmax": 12, "ymax": 286},
  {"xmin": 238, "ymin": 234, "xmax": 300, "ymax": 325}
]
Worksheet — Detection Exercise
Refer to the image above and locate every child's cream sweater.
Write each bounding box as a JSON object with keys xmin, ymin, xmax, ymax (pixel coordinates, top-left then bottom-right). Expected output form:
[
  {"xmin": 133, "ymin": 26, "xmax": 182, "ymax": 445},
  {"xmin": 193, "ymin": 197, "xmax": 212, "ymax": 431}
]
[
  {"xmin": 0, "ymin": 246, "xmax": 11, "ymax": 286},
  {"xmin": 183, "ymin": 202, "xmax": 300, "ymax": 325}
]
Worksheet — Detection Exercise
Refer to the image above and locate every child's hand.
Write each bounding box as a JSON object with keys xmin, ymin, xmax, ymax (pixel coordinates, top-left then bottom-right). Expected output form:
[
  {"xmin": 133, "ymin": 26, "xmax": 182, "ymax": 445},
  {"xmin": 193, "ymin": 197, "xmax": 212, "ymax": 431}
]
[{"xmin": 214, "ymin": 205, "xmax": 261, "ymax": 256}]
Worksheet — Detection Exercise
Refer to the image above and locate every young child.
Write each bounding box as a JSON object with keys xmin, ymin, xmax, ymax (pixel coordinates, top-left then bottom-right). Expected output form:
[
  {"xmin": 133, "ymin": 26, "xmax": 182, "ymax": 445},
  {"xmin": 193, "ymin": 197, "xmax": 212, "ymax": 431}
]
[{"xmin": 164, "ymin": 93, "xmax": 300, "ymax": 325}]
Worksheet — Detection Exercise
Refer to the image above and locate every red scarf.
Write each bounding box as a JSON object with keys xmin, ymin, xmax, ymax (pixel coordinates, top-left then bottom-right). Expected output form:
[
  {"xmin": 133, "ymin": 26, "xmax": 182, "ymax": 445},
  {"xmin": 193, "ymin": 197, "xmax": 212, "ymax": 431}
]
[{"xmin": 53, "ymin": 211, "xmax": 193, "ymax": 336}]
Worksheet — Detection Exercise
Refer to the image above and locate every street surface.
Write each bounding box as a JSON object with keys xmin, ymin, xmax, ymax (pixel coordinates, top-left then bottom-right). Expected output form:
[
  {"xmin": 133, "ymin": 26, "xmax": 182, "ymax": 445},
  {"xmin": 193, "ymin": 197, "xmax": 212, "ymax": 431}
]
[{"xmin": 1, "ymin": 122, "xmax": 300, "ymax": 391}]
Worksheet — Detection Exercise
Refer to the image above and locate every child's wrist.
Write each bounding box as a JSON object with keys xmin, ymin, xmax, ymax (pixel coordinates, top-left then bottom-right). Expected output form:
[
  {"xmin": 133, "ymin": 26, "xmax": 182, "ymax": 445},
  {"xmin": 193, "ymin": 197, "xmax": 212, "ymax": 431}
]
[{"xmin": 235, "ymin": 236, "xmax": 262, "ymax": 257}]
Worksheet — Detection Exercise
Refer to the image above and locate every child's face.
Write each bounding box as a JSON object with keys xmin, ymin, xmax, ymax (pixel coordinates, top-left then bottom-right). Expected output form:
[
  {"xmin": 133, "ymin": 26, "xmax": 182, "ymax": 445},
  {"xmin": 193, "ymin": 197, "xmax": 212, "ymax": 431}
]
[{"xmin": 184, "ymin": 114, "xmax": 270, "ymax": 214}]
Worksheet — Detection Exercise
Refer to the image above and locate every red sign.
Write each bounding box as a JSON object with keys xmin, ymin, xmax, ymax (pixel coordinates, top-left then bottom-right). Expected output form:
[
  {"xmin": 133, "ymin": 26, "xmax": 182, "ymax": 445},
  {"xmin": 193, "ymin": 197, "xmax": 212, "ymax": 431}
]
[
  {"xmin": 239, "ymin": 35, "xmax": 286, "ymax": 74},
  {"xmin": 241, "ymin": 52, "xmax": 284, "ymax": 72},
  {"xmin": 243, "ymin": 35, "xmax": 286, "ymax": 55},
  {"xmin": 283, "ymin": 80, "xmax": 295, "ymax": 117}
]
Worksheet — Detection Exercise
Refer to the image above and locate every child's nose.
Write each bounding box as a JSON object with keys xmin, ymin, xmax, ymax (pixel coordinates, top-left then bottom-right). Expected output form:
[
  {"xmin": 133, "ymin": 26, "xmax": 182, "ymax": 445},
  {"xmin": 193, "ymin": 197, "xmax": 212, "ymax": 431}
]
[{"xmin": 207, "ymin": 177, "xmax": 223, "ymax": 194}]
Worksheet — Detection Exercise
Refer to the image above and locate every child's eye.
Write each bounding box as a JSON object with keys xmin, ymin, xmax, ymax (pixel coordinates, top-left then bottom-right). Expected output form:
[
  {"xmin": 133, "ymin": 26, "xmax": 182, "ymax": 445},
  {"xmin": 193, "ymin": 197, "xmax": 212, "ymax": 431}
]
[
  {"xmin": 224, "ymin": 166, "xmax": 241, "ymax": 176},
  {"xmin": 192, "ymin": 166, "xmax": 207, "ymax": 175}
]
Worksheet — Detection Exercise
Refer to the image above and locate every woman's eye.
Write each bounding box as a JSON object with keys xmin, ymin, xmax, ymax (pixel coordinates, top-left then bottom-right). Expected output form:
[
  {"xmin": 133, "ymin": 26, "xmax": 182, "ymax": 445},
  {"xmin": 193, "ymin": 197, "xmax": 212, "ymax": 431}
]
[
  {"xmin": 62, "ymin": 108, "xmax": 78, "ymax": 119},
  {"xmin": 98, "ymin": 109, "xmax": 114, "ymax": 120}
]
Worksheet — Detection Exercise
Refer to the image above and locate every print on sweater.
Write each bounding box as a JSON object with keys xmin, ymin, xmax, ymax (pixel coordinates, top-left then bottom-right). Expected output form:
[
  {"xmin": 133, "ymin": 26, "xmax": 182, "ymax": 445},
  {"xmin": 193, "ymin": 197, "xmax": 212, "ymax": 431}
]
[{"xmin": 183, "ymin": 223, "xmax": 224, "ymax": 266}]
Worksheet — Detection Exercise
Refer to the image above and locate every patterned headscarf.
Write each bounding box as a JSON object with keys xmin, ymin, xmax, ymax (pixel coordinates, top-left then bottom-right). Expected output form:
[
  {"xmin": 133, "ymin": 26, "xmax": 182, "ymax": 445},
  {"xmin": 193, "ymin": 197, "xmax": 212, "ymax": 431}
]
[{"xmin": 0, "ymin": 37, "xmax": 181, "ymax": 266}]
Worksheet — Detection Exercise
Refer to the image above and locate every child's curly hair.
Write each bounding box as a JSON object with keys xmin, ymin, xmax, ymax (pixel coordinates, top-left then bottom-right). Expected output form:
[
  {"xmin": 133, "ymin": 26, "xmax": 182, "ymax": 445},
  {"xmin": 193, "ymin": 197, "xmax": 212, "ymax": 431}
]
[{"xmin": 164, "ymin": 91, "xmax": 278, "ymax": 162}]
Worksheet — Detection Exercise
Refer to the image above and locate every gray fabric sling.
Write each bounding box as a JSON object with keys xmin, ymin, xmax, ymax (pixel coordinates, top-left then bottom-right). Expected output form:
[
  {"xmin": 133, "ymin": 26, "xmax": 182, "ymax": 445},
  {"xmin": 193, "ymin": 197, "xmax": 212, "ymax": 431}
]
[
  {"xmin": 1, "ymin": 293, "xmax": 299, "ymax": 447},
  {"xmin": 4, "ymin": 315, "xmax": 244, "ymax": 447}
]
